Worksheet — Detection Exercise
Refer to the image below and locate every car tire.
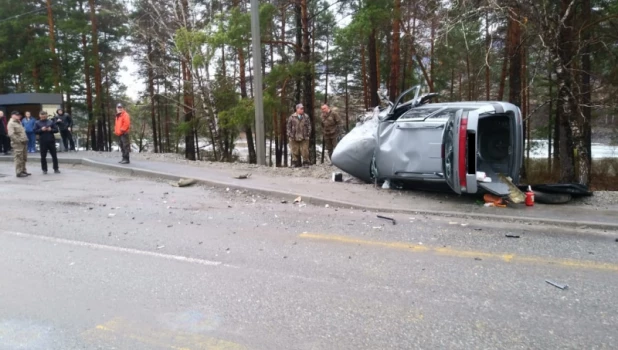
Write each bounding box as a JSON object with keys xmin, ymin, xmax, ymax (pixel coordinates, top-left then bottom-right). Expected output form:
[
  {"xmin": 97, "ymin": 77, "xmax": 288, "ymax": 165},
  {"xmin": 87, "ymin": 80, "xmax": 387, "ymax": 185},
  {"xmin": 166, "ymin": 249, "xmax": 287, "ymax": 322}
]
[{"xmin": 533, "ymin": 190, "xmax": 572, "ymax": 204}]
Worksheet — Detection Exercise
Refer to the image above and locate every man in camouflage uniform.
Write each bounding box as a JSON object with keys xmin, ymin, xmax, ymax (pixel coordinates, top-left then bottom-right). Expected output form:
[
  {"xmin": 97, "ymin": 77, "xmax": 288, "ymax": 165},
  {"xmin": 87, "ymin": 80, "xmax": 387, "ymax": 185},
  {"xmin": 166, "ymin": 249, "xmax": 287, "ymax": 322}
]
[
  {"xmin": 286, "ymin": 103, "xmax": 312, "ymax": 167},
  {"xmin": 7, "ymin": 111, "xmax": 30, "ymax": 178},
  {"xmin": 320, "ymin": 103, "xmax": 343, "ymax": 161}
]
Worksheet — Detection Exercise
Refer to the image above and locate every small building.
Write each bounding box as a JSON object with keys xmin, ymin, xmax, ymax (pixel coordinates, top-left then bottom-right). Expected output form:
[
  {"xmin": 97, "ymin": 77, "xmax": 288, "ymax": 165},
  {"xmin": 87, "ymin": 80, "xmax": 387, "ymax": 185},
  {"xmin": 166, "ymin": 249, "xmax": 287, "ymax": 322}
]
[{"xmin": 0, "ymin": 93, "xmax": 63, "ymax": 117}]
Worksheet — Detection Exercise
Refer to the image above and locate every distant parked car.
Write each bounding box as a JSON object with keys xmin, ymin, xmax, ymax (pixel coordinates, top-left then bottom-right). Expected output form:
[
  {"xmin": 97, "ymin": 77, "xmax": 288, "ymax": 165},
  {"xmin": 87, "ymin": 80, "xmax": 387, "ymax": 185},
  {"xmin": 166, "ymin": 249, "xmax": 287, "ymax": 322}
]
[{"xmin": 332, "ymin": 86, "xmax": 524, "ymax": 196}]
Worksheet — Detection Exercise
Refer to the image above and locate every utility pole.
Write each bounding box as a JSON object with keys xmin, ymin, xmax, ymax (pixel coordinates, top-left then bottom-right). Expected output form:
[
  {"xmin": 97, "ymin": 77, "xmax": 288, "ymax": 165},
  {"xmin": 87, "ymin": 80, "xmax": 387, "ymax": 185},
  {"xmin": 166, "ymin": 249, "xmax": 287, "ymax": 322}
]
[{"xmin": 250, "ymin": 0, "xmax": 266, "ymax": 165}]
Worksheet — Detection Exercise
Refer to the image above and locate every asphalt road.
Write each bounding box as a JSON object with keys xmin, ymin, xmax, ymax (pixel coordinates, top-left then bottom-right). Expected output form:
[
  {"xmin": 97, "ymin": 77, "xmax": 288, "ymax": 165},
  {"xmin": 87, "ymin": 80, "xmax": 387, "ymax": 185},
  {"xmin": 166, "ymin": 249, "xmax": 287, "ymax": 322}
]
[{"xmin": 0, "ymin": 163, "xmax": 617, "ymax": 350}]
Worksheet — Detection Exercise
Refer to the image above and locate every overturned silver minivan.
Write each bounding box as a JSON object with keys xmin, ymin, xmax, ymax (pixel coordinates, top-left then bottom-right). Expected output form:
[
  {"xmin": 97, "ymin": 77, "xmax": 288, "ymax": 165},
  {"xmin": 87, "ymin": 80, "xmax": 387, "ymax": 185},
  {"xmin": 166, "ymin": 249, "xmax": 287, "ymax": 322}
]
[{"xmin": 332, "ymin": 86, "xmax": 524, "ymax": 196}]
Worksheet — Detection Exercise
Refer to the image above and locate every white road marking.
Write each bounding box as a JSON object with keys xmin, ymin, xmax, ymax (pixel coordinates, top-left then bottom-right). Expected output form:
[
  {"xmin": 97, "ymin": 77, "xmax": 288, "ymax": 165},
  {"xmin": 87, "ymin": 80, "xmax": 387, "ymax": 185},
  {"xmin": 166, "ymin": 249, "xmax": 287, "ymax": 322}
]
[{"xmin": 0, "ymin": 230, "xmax": 222, "ymax": 267}]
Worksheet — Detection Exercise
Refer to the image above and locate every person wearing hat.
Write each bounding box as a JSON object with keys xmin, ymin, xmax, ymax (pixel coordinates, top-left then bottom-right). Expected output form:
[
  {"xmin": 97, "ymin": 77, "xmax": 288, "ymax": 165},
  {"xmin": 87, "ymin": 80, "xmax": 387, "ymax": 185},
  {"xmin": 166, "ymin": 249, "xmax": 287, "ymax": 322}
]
[
  {"xmin": 286, "ymin": 103, "xmax": 312, "ymax": 167},
  {"xmin": 114, "ymin": 103, "xmax": 131, "ymax": 164},
  {"xmin": 7, "ymin": 111, "xmax": 30, "ymax": 177},
  {"xmin": 55, "ymin": 108, "xmax": 75, "ymax": 152},
  {"xmin": 34, "ymin": 111, "xmax": 60, "ymax": 174}
]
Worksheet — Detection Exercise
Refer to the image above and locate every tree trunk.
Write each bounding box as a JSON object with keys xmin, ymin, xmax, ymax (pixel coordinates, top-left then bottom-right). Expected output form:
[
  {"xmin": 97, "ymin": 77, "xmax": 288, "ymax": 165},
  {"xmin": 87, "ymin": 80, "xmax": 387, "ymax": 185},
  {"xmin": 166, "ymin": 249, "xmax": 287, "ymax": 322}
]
[
  {"xmin": 148, "ymin": 38, "xmax": 158, "ymax": 153},
  {"xmin": 523, "ymin": 47, "xmax": 529, "ymax": 169},
  {"xmin": 555, "ymin": 0, "xmax": 580, "ymax": 183},
  {"xmin": 485, "ymin": 7, "xmax": 491, "ymax": 100},
  {"xmin": 553, "ymin": 90, "xmax": 561, "ymax": 173},
  {"xmin": 238, "ymin": 47, "xmax": 256, "ymax": 163},
  {"xmin": 548, "ymin": 59, "xmax": 553, "ymax": 171},
  {"xmin": 88, "ymin": 0, "xmax": 103, "ymax": 151},
  {"xmin": 277, "ymin": 10, "xmax": 287, "ymax": 167},
  {"xmin": 450, "ymin": 68, "xmax": 455, "ymax": 100},
  {"xmin": 180, "ymin": 0, "xmax": 195, "ymax": 161},
  {"xmin": 507, "ymin": 15, "xmax": 522, "ymax": 108},
  {"xmin": 400, "ymin": 42, "xmax": 407, "ymax": 96},
  {"xmin": 368, "ymin": 28, "xmax": 379, "ymax": 107},
  {"xmin": 157, "ymin": 79, "xmax": 163, "ymax": 153},
  {"xmin": 81, "ymin": 27, "xmax": 95, "ymax": 151},
  {"xmin": 507, "ymin": 14, "xmax": 524, "ymax": 179},
  {"xmin": 165, "ymin": 93, "xmax": 170, "ymax": 152},
  {"xmin": 182, "ymin": 59, "xmax": 195, "ymax": 160},
  {"xmin": 312, "ymin": 17, "xmax": 318, "ymax": 163},
  {"xmin": 466, "ymin": 52, "xmax": 472, "ymax": 101},
  {"xmin": 581, "ymin": 0, "xmax": 592, "ymax": 181},
  {"xmin": 294, "ymin": 2, "xmax": 302, "ymax": 106},
  {"xmin": 324, "ymin": 24, "xmax": 330, "ymax": 104},
  {"xmin": 46, "ymin": 0, "xmax": 60, "ymax": 92},
  {"xmin": 361, "ymin": 41, "xmax": 369, "ymax": 110},
  {"xmin": 104, "ymin": 70, "xmax": 112, "ymax": 151},
  {"xmin": 430, "ymin": 15, "xmax": 435, "ymax": 93},
  {"xmin": 389, "ymin": 0, "xmax": 401, "ymax": 102},
  {"xmin": 301, "ymin": 0, "xmax": 316, "ymax": 163},
  {"xmin": 345, "ymin": 74, "xmax": 349, "ymax": 131},
  {"xmin": 459, "ymin": 72, "xmax": 462, "ymax": 100},
  {"xmin": 497, "ymin": 20, "xmax": 510, "ymax": 101}
]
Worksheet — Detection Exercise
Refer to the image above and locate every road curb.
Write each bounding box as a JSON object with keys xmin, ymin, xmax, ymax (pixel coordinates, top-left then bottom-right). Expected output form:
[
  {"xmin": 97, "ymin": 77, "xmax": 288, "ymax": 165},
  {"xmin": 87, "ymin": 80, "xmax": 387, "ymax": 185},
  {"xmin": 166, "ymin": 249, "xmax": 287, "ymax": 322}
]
[
  {"xmin": 3, "ymin": 156, "xmax": 617, "ymax": 231},
  {"xmin": 0, "ymin": 155, "xmax": 82, "ymax": 165},
  {"xmin": 79, "ymin": 158, "xmax": 618, "ymax": 232}
]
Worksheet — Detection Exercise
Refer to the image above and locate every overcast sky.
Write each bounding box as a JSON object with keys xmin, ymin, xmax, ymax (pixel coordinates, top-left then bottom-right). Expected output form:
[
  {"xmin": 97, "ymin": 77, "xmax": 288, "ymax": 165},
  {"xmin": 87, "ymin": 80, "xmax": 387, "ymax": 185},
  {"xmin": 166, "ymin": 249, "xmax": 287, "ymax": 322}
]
[{"xmin": 117, "ymin": 0, "xmax": 352, "ymax": 101}]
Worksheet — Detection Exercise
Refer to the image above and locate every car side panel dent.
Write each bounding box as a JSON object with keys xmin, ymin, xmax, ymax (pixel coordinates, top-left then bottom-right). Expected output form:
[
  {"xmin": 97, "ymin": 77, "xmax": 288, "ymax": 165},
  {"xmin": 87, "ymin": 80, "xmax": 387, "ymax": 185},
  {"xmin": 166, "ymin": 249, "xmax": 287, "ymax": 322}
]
[{"xmin": 375, "ymin": 121, "xmax": 444, "ymax": 180}]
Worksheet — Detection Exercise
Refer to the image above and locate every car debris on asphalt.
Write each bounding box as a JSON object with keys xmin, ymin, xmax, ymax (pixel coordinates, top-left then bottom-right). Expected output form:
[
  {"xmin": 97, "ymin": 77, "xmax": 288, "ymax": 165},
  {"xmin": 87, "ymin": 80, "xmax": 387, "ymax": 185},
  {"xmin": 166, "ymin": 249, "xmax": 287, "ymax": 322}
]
[
  {"xmin": 546, "ymin": 280, "xmax": 569, "ymax": 290},
  {"xmin": 331, "ymin": 172, "xmax": 343, "ymax": 182},
  {"xmin": 234, "ymin": 173, "xmax": 251, "ymax": 179},
  {"xmin": 171, "ymin": 178, "xmax": 197, "ymax": 187},
  {"xmin": 377, "ymin": 215, "xmax": 397, "ymax": 225},
  {"xmin": 505, "ymin": 234, "xmax": 520, "ymax": 238}
]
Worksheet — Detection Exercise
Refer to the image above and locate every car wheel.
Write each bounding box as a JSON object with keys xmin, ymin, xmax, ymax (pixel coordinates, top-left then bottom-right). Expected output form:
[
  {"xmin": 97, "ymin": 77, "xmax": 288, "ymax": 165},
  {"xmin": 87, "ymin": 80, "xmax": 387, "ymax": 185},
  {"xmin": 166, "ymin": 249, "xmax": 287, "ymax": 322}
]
[{"xmin": 533, "ymin": 190, "xmax": 572, "ymax": 204}]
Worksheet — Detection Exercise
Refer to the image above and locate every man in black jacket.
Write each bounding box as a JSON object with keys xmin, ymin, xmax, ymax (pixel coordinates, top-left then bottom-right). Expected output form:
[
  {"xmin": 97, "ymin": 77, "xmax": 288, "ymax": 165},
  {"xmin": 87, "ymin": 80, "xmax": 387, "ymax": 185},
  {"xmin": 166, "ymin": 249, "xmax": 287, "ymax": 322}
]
[
  {"xmin": 34, "ymin": 111, "xmax": 60, "ymax": 174},
  {"xmin": 55, "ymin": 108, "xmax": 75, "ymax": 152}
]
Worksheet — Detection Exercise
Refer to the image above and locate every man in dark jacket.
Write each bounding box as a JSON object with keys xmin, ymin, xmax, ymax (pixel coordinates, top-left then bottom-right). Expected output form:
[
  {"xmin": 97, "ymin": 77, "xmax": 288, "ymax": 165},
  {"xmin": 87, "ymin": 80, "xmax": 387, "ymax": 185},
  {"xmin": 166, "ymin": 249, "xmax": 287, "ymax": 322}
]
[
  {"xmin": 55, "ymin": 108, "xmax": 75, "ymax": 152},
  {"xmin": 34, "ymin": 111, "xmax": 60, "ymax": 174},
  {"xmin": 0, "ymin": 110, "xmax": 10, "ymax": 155}
]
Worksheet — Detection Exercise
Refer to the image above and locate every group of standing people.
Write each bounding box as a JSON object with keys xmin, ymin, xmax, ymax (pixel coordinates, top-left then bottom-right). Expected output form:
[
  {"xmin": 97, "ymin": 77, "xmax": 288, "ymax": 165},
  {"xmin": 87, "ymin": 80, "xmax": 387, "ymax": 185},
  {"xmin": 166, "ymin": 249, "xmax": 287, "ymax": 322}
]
[
  {"xmin": 6, "ymin": 110, "xmax": 62, "ymax": 177},
  {"xmin": 4, "ymin": 103, "xmax": 131, "ymax": 178},
  {"xmin": 0, "ymin": 109, "xmax": 76, "ymax": 155},
  {"xmin": 286, "ymin": 103, "xmax": 344, "ymax": 167}
]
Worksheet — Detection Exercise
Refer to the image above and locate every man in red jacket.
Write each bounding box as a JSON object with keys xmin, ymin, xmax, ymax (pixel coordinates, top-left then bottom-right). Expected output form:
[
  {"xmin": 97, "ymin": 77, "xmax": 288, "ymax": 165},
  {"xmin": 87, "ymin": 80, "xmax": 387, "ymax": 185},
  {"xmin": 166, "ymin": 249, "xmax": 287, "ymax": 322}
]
[{"xmin": 114, "ymin": 103, "xmax": 131, "ymax": 164}]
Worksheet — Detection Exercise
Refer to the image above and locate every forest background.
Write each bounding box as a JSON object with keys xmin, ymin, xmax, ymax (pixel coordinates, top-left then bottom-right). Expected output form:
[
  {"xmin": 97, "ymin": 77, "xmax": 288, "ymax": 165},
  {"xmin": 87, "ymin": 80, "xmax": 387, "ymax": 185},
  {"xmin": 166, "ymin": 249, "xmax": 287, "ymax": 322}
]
[{"xmin": 1, "ymin": 0, "xmax": 617, "ymax": 188}]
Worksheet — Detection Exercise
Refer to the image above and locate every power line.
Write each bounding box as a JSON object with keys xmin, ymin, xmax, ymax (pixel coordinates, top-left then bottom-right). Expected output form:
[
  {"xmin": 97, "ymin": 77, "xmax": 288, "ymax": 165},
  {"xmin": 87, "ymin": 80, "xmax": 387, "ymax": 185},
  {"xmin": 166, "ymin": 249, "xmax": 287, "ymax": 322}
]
[{"xmin": 0, "ymin": 6, "xmax": 52, "ymax": 25}]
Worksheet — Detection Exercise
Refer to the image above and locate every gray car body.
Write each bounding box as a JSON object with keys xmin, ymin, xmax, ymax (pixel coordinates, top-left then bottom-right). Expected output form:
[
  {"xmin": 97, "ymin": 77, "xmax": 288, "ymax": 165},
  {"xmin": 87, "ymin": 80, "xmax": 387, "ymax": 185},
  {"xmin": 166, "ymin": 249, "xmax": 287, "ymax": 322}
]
[{"xmin": 332, "ymin": 86, "xmax": 524, "ymax": 195}]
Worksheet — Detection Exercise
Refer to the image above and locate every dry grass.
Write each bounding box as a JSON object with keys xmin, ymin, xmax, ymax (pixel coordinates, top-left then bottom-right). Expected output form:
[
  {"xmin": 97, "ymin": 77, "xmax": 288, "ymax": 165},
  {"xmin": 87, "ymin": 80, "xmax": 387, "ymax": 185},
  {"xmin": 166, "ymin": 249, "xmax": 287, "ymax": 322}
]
[{"xmin": 524, "ymin": 158, "xmax": 618, "ymax": 191}]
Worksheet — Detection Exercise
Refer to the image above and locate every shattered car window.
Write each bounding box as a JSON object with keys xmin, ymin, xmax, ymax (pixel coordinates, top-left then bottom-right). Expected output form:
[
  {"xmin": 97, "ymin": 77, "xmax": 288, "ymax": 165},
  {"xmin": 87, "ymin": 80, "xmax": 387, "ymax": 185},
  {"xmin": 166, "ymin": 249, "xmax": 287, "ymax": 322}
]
[
  {"xmin": 427, "ymin": 108, "xmax": 476, "ymax": 120},
  {"xmin": 398, "ymin": 107, "xmax": 443, "ymax": 120},
  {"xmin": 399, "ymin": 107, "xmax": 477, "ymax": 121}
]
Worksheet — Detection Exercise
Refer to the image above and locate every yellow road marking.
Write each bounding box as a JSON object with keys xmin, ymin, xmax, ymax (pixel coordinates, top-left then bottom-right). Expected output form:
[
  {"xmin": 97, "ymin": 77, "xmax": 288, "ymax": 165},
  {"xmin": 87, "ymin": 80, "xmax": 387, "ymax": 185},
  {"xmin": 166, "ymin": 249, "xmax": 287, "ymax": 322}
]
[
  {"xmin": 83, "ymin": 318, "xmax": 245, "ymax": 350},
  {"xmin": 299, "ymin": 233, "xmax": 618, "ymax": 272}
]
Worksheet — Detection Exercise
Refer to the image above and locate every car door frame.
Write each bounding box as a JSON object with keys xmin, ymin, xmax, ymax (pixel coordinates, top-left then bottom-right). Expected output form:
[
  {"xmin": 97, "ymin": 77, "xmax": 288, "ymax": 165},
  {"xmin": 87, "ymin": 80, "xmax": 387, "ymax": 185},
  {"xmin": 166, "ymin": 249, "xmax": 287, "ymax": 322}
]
[{"xmin": 441, "ymin": 109, "xmax": 480, "ymax": 194}]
